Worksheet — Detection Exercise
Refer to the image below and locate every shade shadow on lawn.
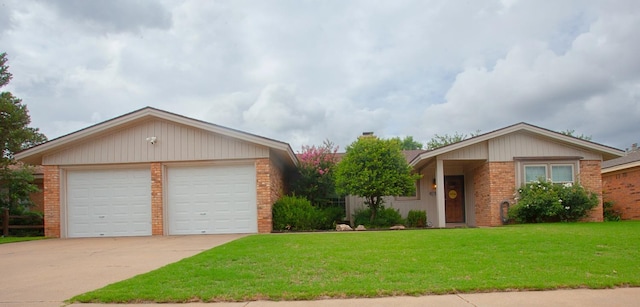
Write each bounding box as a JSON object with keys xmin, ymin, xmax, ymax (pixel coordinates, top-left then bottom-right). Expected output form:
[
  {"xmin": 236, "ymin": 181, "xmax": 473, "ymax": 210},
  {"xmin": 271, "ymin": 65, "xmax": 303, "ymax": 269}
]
[{"xmin": 71, "ymin": 222, "xmax": 640, "ymax": 303}]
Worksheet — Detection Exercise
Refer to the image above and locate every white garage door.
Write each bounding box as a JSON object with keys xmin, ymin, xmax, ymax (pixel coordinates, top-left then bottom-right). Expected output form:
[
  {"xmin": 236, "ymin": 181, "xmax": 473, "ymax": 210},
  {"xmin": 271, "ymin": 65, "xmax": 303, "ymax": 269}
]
[
  {"xmin": 66, "ymin": 168, "xmax": 152, "ymax": 238},
  {"xmin": 167, "ymin": 164, "xmax": 257, "ymax": 235}
]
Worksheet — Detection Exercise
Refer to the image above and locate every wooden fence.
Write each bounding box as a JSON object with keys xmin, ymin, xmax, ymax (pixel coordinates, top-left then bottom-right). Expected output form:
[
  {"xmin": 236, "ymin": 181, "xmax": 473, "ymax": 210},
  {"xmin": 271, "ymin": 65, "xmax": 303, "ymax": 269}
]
[{"xmin": 1, "ymin": 208, "xmax": 44, "ymax": 236}]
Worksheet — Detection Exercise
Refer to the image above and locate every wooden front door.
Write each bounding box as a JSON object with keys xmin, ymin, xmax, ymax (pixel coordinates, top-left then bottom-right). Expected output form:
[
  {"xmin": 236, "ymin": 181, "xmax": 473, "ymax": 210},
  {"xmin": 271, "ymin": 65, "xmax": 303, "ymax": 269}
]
[{"xmin": 445, "ymin": 176, "xmax": 465, "ymax": 223}]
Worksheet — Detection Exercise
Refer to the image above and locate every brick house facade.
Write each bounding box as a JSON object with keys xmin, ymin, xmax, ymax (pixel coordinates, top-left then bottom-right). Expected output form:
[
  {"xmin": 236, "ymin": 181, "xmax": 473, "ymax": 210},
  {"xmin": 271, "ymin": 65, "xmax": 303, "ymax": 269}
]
[
  {"xmin": 348, "ymin": 123, "xmax": 623, "ymax": 227},
  {"xmin": 602, "ymin": 148, "xmax": 640, "ymax": 220}
]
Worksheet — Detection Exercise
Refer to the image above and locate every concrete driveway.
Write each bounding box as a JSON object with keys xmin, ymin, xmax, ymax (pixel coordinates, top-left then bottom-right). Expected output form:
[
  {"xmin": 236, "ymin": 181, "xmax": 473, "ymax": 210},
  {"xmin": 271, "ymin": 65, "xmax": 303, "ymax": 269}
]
[{"xmin": 0, "ymin": 235, "xmax": 245, "ymax": 307}]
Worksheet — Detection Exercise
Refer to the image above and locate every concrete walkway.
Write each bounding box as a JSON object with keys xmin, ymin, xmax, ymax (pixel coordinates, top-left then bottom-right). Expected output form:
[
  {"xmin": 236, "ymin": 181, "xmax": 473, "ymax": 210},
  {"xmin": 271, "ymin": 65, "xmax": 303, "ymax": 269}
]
[
  {"xmin": 72, "ymin": 288, "xmax": 640, "ymax": 307},
  {"xmin": 0, "ymin": 235, "xmax": 245, "ymax": 307}
]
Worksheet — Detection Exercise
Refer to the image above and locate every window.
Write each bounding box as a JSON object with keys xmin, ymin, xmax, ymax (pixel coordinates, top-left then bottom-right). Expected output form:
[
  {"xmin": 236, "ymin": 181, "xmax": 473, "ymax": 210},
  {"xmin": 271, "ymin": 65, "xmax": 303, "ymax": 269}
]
[
  {"xmin": 551, "ymin": 165, "xmax": 573, "ymax": 183},
  {"xmin": 524, "ymin": 165, "xmax": 546, "ymax": 183},
  {"xmin": 521, "ymin": 162, "xmax": 576, "ymax": 184}
]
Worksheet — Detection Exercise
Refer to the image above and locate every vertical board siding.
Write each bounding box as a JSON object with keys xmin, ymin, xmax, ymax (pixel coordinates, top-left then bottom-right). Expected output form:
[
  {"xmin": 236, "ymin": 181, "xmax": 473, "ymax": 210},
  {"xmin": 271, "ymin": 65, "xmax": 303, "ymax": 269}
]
[
  {"xmin": 43, "ymin": 119, "xmax": 270, "ymax": 165},
  {"xmin": 488, "ymin": 132, "xmax": 601, "ymax": 162},
  {"xmin": 440, "ymin": 142, "xmax": 489, "ymax": 160}
]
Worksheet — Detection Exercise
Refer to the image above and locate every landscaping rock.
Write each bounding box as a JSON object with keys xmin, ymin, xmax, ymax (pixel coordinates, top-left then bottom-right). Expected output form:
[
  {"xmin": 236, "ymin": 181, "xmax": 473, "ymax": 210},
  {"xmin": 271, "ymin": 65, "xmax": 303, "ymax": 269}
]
[
  {"xmin": 355, "ymin": 225, "xmax": 366, "ymax": 231},
  {"xmin": 336, "ymin": 224, "xmax": 353, "ymax": 231},
  {"xmin": 390, "ymin": 225, "xmax": 406, "ymax": 230}
]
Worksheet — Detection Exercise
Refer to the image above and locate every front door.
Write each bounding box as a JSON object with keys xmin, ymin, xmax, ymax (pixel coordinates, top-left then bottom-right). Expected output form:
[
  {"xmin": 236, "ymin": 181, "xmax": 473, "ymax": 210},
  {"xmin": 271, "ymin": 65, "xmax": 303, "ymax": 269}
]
[{"xmin": 445, "ymin": 176, "xmax": 465, "ymax": 223}]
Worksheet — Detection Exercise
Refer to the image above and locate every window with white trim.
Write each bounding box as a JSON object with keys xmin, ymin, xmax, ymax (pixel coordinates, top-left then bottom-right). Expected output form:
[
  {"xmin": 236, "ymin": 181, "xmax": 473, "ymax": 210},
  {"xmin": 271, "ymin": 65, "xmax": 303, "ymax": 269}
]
[{"xmin": 523, "ymin": 163, "xmax": 575, "ymax": 184}]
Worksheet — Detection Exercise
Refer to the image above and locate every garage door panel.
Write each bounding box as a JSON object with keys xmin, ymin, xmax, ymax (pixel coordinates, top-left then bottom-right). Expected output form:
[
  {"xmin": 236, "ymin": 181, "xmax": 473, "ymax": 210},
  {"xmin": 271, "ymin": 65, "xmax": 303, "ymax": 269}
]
[
  {"xmin": 168, "ymin": 164, "xmax": 257, "ymax": 235},
  {"xmin": 67, "ymin": 168, "xmax": 151, "ymax": 238}
]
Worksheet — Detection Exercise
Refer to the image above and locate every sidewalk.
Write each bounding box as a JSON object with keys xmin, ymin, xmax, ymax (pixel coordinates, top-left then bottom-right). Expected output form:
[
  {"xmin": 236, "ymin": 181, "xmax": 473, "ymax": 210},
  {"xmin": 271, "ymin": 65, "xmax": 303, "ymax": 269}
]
[{"xmin": 70, "ymin": 288, "xmax": 639, "ymax": 307}]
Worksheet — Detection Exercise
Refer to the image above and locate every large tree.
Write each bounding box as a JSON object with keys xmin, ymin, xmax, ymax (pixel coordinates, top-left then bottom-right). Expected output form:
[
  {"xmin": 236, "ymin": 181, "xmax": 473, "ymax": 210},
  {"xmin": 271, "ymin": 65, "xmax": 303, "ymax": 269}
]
[
  {"xmin": 0, "ymin": 52, "xmax": 47, "ymax": 213},
  {"xmin": 335, "ymin": 136, "xmax": 421, "ymax": 222},
  {"xmin": 426, "ymin": 130, "xmax": 481, "ymax": 150},
  {"xmin": 391, "ymin": 136, "xmax": 423, "ymax": 150}
]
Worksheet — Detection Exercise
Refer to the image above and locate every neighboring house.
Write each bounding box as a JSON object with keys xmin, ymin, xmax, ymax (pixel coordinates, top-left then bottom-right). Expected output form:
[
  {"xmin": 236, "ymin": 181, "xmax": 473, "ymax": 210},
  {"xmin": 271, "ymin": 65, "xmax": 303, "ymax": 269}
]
[
  {"xmin": 346, "ymin": 123, "xmax": 624, "ymax": 228},
  {"xmin": 15, "ymin": 107, "xmax": 298, "ymax": 238},
  {"xmin": 602, "ymin": 144, "xmax": 640, "ymax": 220}
]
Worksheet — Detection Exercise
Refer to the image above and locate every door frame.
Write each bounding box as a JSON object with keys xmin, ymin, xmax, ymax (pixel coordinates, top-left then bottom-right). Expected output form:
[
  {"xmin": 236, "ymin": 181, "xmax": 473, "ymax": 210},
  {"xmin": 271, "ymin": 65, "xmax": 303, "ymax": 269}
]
[{"xmin": 444, "ymin": 175, "xmax": 465, "ymax": 223}]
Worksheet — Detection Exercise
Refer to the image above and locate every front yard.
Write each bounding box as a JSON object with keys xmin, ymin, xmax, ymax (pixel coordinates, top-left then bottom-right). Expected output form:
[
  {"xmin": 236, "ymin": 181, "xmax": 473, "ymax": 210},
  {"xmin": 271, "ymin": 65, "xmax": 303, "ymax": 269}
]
[{"xmin": 72, "ymin": 222, "xmax": 640, "ymax": 303}]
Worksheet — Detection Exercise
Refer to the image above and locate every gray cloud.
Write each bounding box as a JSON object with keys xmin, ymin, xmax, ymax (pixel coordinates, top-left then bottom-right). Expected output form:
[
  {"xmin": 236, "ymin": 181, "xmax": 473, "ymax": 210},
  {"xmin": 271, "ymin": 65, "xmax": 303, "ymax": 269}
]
[
  {"xmin": 1, "ymin": 0, "xmax": 639, "ymax": 152},
  {"xmin": 41, "ymin": 0, "xmax": 172, "ymax": 34}
]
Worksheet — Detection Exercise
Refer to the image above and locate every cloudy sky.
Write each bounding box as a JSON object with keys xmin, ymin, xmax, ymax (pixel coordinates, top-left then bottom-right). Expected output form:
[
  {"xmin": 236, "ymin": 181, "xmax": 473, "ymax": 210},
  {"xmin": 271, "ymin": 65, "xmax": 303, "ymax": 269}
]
[{"xmin": 1, "ymin": 0, "xmax": 639, "ymax": 152}]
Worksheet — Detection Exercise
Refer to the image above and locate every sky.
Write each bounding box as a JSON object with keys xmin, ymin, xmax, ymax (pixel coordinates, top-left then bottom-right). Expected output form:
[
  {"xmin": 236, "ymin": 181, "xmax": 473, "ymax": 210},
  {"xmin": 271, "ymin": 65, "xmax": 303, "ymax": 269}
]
[{"xmin": 1, "ymin": 0, "xmax": 639, "ymax": 153}]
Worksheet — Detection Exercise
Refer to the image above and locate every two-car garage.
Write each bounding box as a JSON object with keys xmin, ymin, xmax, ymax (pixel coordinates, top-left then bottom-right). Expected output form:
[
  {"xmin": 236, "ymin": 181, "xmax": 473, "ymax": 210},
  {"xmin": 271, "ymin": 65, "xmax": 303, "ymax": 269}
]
[
  {"xmin": 65, "ymin": 164, "xmax": 258, "ymax": 238},
  {"xmin": 15, "ymin": 107, "xmax": 294, "ymax": 238}
]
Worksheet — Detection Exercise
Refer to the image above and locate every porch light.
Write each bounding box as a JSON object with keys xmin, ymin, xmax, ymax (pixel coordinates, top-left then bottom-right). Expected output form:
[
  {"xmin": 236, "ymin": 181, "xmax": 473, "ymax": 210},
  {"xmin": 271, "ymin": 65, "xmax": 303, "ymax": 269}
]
[{"xmin": 432, "ymin": 178, "xmax": 437, "ymax": 190}]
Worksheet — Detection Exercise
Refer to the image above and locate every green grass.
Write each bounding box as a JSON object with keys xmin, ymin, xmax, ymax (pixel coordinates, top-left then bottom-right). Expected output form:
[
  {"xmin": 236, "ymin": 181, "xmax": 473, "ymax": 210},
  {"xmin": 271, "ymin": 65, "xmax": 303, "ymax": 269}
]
[
  {"xmin": 0, "ymin": 236, "xmax": 45, "ymax": 244},
  {"xmin": 71, "ymin": 222, "xmax": 640, "ymax": 303}
]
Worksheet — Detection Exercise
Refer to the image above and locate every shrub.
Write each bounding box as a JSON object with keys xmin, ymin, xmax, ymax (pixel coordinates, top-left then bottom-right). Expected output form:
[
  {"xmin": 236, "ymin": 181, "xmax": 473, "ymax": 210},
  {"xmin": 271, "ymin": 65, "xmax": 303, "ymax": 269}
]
[
  {"xmin": 272, "ymin": 196, "xmax": 346, "ymax": 231},
  {"xmin": 509, "ymin": 180, "xmax": 598, "ymax": 223},
  {"xmin": 603, "ymin": 201, "xmax": 621, "ymax": 222},
  {"xmin": 406, "ymin": 210, "xmax": 427, "ymax": 228},
  {"xmin": 353, "ymin": 206, "xmax": 404, "ymax": 228},
  {"xmin": 272, "ymin": 195, "xmax": 324, "ymax": 231},
  {"xmin": 318, "ymin": 206, "xmax": 346, "ymax": 229}
]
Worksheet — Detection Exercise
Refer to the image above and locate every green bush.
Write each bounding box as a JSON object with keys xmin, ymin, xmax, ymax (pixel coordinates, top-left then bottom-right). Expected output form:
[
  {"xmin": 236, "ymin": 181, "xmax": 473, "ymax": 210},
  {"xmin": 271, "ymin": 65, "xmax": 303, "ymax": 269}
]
[
  {"xmin": 353, "ymin": 206, "xmax": 404, "ymax": 228},
  {"xmin": 406, "ymin": 210, "xmax": 427, "ymax": 228},
  {"xmin": 318, "ymin": 206, "xmax": 346, "ymax": 229},
  {"xmin": 603, "ymin": 201, "xmax": 621, "ymax": 222},
  {"xmin": 509, "ymin": 180, "xmax": 598, "ymax": 223},
  {"xmin": 272, "ymin": 196, "xmax": 345, "ymax": 231},
  {"xmin": 272, "ymin": 195, "xmax": 324, "ymax": 231}
]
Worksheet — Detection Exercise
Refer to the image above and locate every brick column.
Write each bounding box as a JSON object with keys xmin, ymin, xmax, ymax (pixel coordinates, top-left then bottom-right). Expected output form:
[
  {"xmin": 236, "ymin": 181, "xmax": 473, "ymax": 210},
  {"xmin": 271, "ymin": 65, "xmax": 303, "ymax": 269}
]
[
  {"xmin": 150, "ymin": 163, "xmax": 164, "ymax": 235},
  {"xmin": 43, "ymin": 165, "xmax": 61, "ymax": 238},
  {"xmin": 580, "ymin": 160, "xmax": 603, "ymax": 222},
  {"xmin": 255, "ymin": 159, "xmax": 272, "ymax": 233},
  {"xmin": 473, "ymin": 161, "xmax": 515, "ymax": 227}
]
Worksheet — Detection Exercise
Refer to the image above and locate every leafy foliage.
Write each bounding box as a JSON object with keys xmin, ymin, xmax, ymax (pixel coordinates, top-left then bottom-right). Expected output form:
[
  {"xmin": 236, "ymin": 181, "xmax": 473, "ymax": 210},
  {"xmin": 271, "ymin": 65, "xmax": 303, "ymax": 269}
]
[
  {"xmin": 0, "ymin": 166, "xmax": 40, "ymax": 213},
  {"xmin": 426, "ymin": 130, "xmax": 480, "ymax": 150},
  {"xmin": 290, "ymin": 140, "xmax": 339, "ymax": 207},
  {"xmin": 272, "ymin": 195, "xmax": 343, "ymax": 231},
  {"xmin": 353, "ymin": 206, "xmax": 404, "ymax": 228},
  {"xmin": 509, "ymin": 180, "xmax": 599, "ymax": 223},
  {"xmin": 335, "ymin": 136, "xmax": 420, "ymax": 223},
  {"xmin": 559, "ymin": 129, "xmax": 592, "ymax": 141},
  {"xmin": 603, "ymin": 201, "xmax": 621, "ymax": 222},
  {"xmin": 272, "ymin": 195, "xmax": 322, "ymax": 231},
  {"xmin": 0, "ymin": 52, "xmax": 47, "ymax": 213},
  {"xmin": 406, "ymin": 210, "xmax": 427, "ymax": 228},
  {"xmin": 390, "ymin": 136, "xmax": 423, "ymax": 150}
]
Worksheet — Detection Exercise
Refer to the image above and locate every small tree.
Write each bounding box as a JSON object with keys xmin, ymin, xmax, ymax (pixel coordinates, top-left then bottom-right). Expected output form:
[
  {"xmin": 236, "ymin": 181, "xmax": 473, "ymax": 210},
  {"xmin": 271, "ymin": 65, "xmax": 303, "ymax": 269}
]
[
  {"xmin": 335, "ymin": 136, "xmax": 421, "ymax": 222},
  {"xmin": 0, "ymin": 52, "xmax": 47, "ymax": 213},
  {"xmin": 290, "ymin": 140, "xmax": 339, "ymax": 207},
  {"xmin": 426, "ymin": 130, "xmax": 480, "ymax": 150}
]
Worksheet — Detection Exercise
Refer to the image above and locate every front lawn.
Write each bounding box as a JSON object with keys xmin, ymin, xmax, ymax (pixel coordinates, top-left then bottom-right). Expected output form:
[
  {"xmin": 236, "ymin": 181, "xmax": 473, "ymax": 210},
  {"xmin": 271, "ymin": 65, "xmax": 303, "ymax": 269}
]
[
  {"xmin": 0, "ymin": 236, "xmax": 45, "ymax": 244},
  {"xmin": 72, "ymin": 222, "xmax": 640, "ymax": 303}
]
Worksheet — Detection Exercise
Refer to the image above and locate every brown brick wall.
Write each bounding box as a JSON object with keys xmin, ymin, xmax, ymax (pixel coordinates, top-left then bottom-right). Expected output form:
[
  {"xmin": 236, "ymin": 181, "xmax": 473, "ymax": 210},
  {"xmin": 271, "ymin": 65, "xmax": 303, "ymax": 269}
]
[
  {"xmin": 473, "ymin": 161, "xmax": 515, "ymax": 227},
  {"xmin": 489, "ymin": 162, "xmax": 516, "ymax": 226},
  {"xmin": 255, "ymin": 158, "xmax": 286, "ymax": 233},
  {"xmin": 151, "ymin": 163, "xmax": 163, "ymax": 235},
  {"xmin": 473, "ymin": 163, "xmax": 491, "ymax": 226},
  {"xmin": 580, "ymin": 160, "xmax": 603, "ymax": 222},
  {"xmin": 603, "ymin": 165, "xmax": 640, "ymax": 220},
  {"xmin": 43, "ymin": 165, "xmax": 60, "ymax": 238}
]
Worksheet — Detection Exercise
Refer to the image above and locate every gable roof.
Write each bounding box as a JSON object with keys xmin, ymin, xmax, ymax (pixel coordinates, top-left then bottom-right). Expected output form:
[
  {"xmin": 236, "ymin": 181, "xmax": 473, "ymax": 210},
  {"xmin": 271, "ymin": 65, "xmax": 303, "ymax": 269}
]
[
  {"xmin": 14, "ymin": 107, "xmax": 299, "ymax": 168},
  {"xmin": 602, "ymin": 149, "xmax": 640, "ymax": 173},
  {"xmin": 410, "ymin": 122, "xmax": 624, "ymax": 167}
]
